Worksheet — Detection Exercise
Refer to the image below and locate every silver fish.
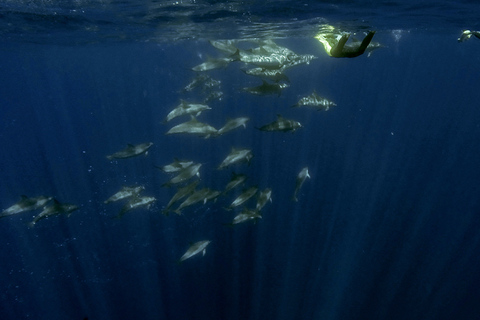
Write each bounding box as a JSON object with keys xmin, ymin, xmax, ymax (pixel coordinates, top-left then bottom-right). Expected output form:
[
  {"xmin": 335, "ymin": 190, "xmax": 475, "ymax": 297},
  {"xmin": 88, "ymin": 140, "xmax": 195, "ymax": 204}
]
[
  {"xmin": 1, "ymin": 195, "xmax": 52, "ymax": 218},
  {"xmin": 458, "ymin": 30, "xmax": 480, "ymax": 42},
  {"xmin": 209, "ymin": 39, "xmax": 239, "ymax": 55},
  {"xmin": 182, "ymin": 74, "xmax": 211, "ymax": 92},
  {"xmin": 292, "ymin": 91, "xmax": 337, "ymax": 111},
  {"xmin": 104, "ymin": 186, "xmax": 144, "ymax": 204},
  {"xmin": 118, "ymin": 196, "xmax": 156, "ymax": 218},
  {"xmin": 224, "ymin": 173, "xmax": 247, "ymax": 194},
  {"xmin": 216, "ymin": 117, "xmax": 249, "ymax": 136},
  {"xmin": 218, "ymin": 148, "xmax": 253, "ymax": 170},
  {"xmin": 251, "ymin": 40, "xmax": 296, "ymax": 56},
  {"xmin": 226, "ymin": 186, "xmax": 258, "ymax": 210},
  {"xmin": 166, "ymin": 117, "xmax": 218, "ymax": 138},
  {"xmin": 230, "ymin": 208, "xmax": 262, "ymax": 225},
  {"xmin": 203, "ymin": 91, "xmax": 224, "ymax": 104},
  {"xmin": 238, "ymin": 51, "xmax": 287, "ymax": 69},
  {"xmin": 242, "ymin": 67, "xmax": 289, "ymax": 83},
  {"xmin": 174, "ymin": 188, "xmax": 221, "ymax": 215},
  {"xmin": 164, "ymin": 100, "xmax": 211, "ymax": 122},
  {"xmin": 204, "ymin": 189, "xmax": 222, "ymax": 203},
  {"xmin": 192, "ymin": 57, "xmax": 232, "ymax": 71},
  {"xmin": 107, "ymin": 142, "xmax": 153, "ymax": 160},
  {"xmin": 157, "ymin": 159, "xmax": 194, "ymax": 173},
  {"xmin": 257, "ymin": 114, "xmax": 302, "ymax": 132},
  {"xmin": 163, "ymin": 163, "xmax": 202, "ymax": 187},
  {"xmin": 163, "ymin": 180, "xmax": 199, "ymax": 215},
  {"xmin": 293, "ymin": 167, "xmax": 310, "ymax": 202},
  {"xmin": 242, "ymin": 80, "xmax": 289, "ymax": 96},
  {"xmin": 174, "ymin": 188, "xmax": 210, "ymax": 215},
  {"xmin": 244, "ymin": 40, "xmax": 316, "ymax": 69},
  {"xmin": 283, "ymin": 54, "xmax": 317, "ymax": 69},
  {"xmin": 202, "ymin": 77, "xmax": 222, "ymax": 89},
  {"xmin": 179, "ymin": 240, "xmax": 211, "ymax": 263},
  {"xmin": 256, "ymin": 188, "xmax": 272, "ymax": 211},
  {"xmin": 29, "ymin": 199, "xmax": 78, "ymax": 227}
]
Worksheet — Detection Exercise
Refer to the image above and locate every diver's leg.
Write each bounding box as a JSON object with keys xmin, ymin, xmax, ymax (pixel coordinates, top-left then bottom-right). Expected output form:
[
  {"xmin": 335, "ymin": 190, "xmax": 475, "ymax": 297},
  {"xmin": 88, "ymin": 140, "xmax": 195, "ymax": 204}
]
[
  {"xmin": 358, "ymin": 31, "xmax": 376, "ymax": 52},
  {"xmin": 330, "ymin": 34, "xmax": 350, "ymax": 57}
]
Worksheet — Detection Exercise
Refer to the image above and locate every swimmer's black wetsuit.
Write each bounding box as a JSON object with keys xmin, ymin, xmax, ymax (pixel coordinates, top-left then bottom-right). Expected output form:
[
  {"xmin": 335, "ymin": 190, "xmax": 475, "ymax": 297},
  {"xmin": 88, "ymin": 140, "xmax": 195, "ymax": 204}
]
[{"xmin": 330, "ymin": 31, "xmax": 376, "ymax": 58}]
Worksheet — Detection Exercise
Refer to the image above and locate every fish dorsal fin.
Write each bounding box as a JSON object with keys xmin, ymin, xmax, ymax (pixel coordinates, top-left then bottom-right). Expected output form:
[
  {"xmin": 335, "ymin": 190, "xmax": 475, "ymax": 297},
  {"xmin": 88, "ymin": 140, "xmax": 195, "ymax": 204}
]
[
  {"xmin": 230, "ymin": 48, "xmax": 240, "ymax": 56},
  {"xmin": 229, "ymin": 48, "xmax": 241, "ymax": 61},
  {"xmin": 276, "ymin": 114, "xmax": 284, "ymax": 120},
  {"xmin": 20, "ymin": 195, "xmax": 28, "ymax": 200},
  {"xmin": 258, "ymin": 47, "xmax": 269, "ymax": 55},
  {"xmin": 127, "ymin": 143, "xmax": 135, "ymax": 148},
  {"xmin": 53, "ymin": 198, "xmax": 60, "ymax": 205}
]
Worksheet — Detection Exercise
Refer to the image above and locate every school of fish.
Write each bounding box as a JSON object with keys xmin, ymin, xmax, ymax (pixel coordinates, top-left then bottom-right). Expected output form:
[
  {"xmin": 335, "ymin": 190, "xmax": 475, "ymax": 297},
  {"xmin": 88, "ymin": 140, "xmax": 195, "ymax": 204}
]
[{"xmin": 2, "ymin": 37, "xmax": 350, "ymax": 263}]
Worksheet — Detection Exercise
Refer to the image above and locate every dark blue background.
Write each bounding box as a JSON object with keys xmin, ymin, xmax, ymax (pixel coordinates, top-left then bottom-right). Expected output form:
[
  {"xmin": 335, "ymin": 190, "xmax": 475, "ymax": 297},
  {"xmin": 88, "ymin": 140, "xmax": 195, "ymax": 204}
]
[{"xmin": 1, "ymin": 29, "xmax": 480, "ymax": 319}]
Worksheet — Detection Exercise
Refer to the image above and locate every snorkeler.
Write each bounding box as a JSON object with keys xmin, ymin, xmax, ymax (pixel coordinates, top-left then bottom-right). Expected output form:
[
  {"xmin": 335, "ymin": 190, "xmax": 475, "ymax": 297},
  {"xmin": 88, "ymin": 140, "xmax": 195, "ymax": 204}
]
[
  {"xmin": 315, "ymin": 25, "xmax": 377, "ymax": 58},
  {"xmin": 458, "ymin": 30, "xmax": 480, "ymax": 42},
  {"xmin": 329, "ymin": 31, "xmax": 376, "ymax": 58}
]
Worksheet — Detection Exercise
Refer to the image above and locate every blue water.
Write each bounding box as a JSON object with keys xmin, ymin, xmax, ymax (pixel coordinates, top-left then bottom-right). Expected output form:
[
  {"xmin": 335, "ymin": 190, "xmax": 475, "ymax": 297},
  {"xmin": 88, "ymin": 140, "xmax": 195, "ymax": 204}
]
[{"xmin": 1, "ymin": 1, "xmax": 480, "ymax": 319}]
